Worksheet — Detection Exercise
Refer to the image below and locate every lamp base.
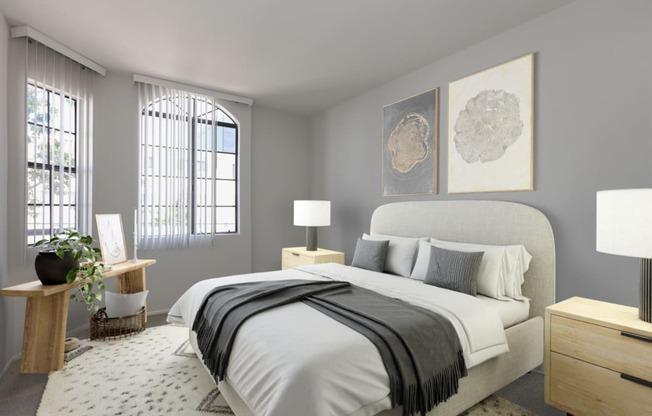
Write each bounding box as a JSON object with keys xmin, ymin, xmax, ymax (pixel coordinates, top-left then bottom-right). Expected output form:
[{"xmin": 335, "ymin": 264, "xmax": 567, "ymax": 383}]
[
  {"xmin": 642, "ymin": 259, "xmax": 652, "ymax": 323},
  {"xmin": 306, "ymin": 227, "xmax": 318, "ymax": 251}
]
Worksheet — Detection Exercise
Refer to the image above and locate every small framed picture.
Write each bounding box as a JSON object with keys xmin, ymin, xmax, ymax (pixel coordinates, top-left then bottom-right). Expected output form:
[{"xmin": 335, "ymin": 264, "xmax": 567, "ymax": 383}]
[{"xmin": 96, "ymin": 214, "xmax": 127, "ymax": 265}]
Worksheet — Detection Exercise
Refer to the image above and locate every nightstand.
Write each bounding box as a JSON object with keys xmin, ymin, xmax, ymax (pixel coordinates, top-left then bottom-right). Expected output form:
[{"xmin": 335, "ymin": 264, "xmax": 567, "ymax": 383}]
[
  {"xmin": 281, "ymin": 247, "xmax": 345, "ymax": 270},
  {"xmin": 545, "ymin": 297, "xmax": 652, "ymax": 415}
]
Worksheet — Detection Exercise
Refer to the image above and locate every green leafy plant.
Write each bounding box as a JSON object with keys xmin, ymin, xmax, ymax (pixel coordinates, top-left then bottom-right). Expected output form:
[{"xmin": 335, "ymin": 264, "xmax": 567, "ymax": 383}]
[{"xmin": 35, "ymin": 229, "xmax": 106, "ymax": 315}]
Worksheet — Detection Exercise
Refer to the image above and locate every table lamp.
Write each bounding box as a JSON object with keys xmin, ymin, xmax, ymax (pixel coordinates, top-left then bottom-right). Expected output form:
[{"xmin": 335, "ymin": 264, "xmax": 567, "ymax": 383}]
[
  {"xmin": 597, "ymin": 189, "xmax": 652, "ymax": 322},
  {"xmin": 294, "ymin": 200, "xmax": 330, "ymax": 251}
]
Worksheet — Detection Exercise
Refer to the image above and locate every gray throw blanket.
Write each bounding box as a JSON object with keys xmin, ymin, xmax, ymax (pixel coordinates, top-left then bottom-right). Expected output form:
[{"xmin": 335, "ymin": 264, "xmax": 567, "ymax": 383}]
[{"xmin": 193, "ymin": 279, "xmax": 466, "ymax": 416}]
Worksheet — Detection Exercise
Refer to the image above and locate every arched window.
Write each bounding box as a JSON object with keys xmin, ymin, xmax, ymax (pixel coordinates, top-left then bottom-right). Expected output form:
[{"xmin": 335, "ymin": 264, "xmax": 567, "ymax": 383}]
[{"xmin": 138, "ymin": 84, "xmax": 238, "ymax": 248}]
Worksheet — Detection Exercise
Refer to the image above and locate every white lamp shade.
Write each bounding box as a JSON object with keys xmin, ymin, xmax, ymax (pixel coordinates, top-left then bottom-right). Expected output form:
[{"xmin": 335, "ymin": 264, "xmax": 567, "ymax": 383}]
[
  {"xmin": 294, "ymin": 200, "xmax": 331, "ymax": 227},
  {"xmin": 597, "ymin": 189, "xmax": 652, "ymax": 259}
]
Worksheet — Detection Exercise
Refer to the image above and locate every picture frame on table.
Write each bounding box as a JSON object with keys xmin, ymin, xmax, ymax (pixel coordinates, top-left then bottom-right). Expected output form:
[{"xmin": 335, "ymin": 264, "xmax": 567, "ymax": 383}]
[{"xmin": 96, "ymin": 214, "xmax": 127, "ymax": 265}]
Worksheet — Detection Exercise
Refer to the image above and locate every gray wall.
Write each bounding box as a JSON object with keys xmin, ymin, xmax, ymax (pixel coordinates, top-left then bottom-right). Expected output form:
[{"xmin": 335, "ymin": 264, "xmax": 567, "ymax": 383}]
[
  {"xmin": 251, "ymin": 106, "xmax": 311, "ymax": 272},
  {"xmin": 3, "ymin": 0, "xmax": 652, "ymax": 374},
  {"xmin": 0, "ymin": 10, "xmax": 9, "ymax": 373},
  {"xmin": 91, "ymin": 71, "xmax": 256, "ymax": 329},
  {"xmin": 0, "ymin": 69, "xmax": 311, "ymax": 371},
  {"xmin": 311, "ymin": 0, "xmax": 652, "ymax": 308}
]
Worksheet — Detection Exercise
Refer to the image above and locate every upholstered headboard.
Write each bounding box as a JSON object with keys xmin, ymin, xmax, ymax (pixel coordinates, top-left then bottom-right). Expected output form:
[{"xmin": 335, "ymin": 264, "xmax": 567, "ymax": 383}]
[{"xmin": 370, "ymin": 200, "xmax": 555, "ymax": 320}]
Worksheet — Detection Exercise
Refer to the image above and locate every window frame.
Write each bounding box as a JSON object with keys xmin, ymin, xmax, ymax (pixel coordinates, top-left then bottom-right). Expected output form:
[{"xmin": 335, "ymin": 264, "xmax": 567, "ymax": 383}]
[
  {"xmin": 26, "ymin": 83, "xmax": 79, "ymax": 243},
  {"xmin": 141, "ymin": 96, "xmax": 239, "ymax": 237}
]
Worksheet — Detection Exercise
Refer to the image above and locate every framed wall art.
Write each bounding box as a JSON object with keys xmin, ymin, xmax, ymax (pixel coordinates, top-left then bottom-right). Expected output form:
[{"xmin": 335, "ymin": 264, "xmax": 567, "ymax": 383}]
[
  {"xmin": 448, "ymin": 53, "xmax": 534, "ymax": 193},
  {"xmin": 96, "ymin": 214, "xmax": 127, "ymax": 264},
  {"xmin": 382, "ymin": 88, "xmax": 439, "ymax": 196}
]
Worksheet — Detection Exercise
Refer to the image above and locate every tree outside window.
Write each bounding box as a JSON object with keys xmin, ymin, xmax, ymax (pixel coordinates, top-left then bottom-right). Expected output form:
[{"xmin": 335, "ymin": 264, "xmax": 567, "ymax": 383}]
[{"xmin": 26, "ymin": 84, "xmax": 77, "ymax": 244}]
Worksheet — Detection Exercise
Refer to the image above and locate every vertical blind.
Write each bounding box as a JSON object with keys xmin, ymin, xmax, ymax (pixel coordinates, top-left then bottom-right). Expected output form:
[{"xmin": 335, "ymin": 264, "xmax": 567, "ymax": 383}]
[
  {"xmin": 137, "ymin": 81, "xmax": 235, "ymax": 249},
  {"xmin": 24, "ymin": 38, "xmax": 95, "ymax": 250}
]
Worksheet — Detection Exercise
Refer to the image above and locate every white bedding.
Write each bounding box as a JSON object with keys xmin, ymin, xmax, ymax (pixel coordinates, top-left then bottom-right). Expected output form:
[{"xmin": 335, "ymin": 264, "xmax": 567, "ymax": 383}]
[
  {"xmin": 168, "ymin": 263, "xmax": 508, "ymax": 416},
  {"xmin": 476, "ymin": 295, "xmax": 530, "ymax": 329}
]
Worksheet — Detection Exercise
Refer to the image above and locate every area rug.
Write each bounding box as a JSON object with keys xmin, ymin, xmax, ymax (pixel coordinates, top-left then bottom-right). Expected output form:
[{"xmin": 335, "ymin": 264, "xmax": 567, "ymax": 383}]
[
  {"xmin": 38, "ymin": 326, "xmax": 232, "ymax": 416},
  {"xmin": 461, "ymin": 395, "xmax": 535, "ymax": 416},
  {"xmin": 38, "ymin": 325, "xmax": 535, "ymax": 416}
]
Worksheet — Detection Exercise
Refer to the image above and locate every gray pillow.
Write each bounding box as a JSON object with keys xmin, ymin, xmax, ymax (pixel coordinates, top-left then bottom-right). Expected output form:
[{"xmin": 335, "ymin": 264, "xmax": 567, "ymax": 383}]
[
  {"xmin": 351, "ymin": 238, "xmax": 389, "ymax": 272},
  {"xmin": 424, "ymin": 245, "xmax": 484, "ymax": 296},
  {"xmin": 362, "ymin": 233, "xmax": 424, "ymax": 277}
]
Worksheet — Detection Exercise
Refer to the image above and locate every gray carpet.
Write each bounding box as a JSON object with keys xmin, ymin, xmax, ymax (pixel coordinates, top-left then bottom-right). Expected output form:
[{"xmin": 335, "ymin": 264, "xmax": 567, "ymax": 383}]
[{"xmin": 0, "ymin": 313, "xmax": 564, "ymax": 416}]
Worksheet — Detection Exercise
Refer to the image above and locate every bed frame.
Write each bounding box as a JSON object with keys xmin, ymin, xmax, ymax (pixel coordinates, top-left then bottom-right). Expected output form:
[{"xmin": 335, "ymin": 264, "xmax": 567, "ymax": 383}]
[{"xmin": 216, "ymin": 200, "xmax": 556, "ymax": 416}]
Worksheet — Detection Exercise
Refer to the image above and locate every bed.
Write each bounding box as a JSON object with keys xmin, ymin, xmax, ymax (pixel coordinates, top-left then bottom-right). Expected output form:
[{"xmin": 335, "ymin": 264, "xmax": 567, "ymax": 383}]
[{"xmin": 168, "ymin": 200, "xmax": 555, "ymax": 416}]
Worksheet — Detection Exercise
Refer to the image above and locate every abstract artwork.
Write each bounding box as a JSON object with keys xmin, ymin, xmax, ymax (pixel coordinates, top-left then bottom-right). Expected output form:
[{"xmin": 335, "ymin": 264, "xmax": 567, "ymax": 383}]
[
  {"xmin": 448, "ymin": 54, "xmax": 533, "ymax": 193},
  {"xmin": 382, "ymin": 88, "xmax": 438, "ymax": 196},
  {"xmin": 96, "ymin": 214, "xmax": 127, "ymax": 264}
]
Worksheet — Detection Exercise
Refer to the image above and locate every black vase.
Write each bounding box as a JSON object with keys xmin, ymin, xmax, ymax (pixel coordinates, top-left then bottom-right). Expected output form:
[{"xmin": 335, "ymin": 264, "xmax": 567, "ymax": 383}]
[{"xmin": 35, "ymin": 251, "xmax": 79, "ymax": 285}]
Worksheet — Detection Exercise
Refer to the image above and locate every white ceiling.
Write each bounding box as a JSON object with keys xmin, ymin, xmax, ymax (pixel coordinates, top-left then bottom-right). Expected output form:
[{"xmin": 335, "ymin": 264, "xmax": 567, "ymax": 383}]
[{"xmin": 0, "ymin": 0, "xmax": 574, "ymax": 116}]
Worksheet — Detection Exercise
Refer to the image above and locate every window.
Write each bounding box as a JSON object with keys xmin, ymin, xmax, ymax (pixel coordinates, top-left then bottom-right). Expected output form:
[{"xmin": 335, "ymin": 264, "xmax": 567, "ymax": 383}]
[
  {"xmin": 138, "ymin": 84, "xmax": 239, "ymax": 248},
  {"xmin": 26, "ymin": 84, "xmax": 78, "ymax": 244},
  {"xmin": 16, "ymin": 36, "xmax": 97, "ymax": 254}
]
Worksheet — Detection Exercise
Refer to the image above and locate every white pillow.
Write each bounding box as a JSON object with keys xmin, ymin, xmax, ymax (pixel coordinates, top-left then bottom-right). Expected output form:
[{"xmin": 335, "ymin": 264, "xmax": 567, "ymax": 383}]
[
  {"xmin": 503, "ymin": 245, "xmax": 532, "ymax": 300},
  {"xmin": 411, "ymin": 240, "xmax": 435, "ymax": 280},
  {"xmin": 362, "ymin": 233, "xmax": 425, "ymax": 277},
  {"xmin": 105, "ymin": 290, "xmax": 149, "ymax": 318},
  {"xmin": 413, "ymin": 238, "xmax": 533, "ymax": 301}
]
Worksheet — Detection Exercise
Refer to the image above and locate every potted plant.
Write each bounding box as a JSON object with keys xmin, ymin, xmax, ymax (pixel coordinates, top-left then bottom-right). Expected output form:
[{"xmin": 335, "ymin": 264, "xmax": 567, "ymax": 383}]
[{"xmin": 34, "ymin": 229, "xmax": 106, "ymax": 315}]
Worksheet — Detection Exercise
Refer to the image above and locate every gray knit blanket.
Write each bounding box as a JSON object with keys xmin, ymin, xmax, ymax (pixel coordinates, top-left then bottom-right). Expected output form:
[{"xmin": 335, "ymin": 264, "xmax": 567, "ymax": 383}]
[{"xmin": 193, "ymin": 279, "xmax": 466, "ymax": 416}]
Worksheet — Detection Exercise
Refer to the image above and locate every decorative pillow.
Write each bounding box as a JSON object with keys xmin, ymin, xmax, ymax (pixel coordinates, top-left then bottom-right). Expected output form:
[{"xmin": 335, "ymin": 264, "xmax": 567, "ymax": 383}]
[
  {"xmin": 362, "ymin": 233, "xmax": 424, "ymax": 277},
  {"xmin": 424, "ymin": 246, "xmax": 484, "ymax": 296},
  {"xmin": 429, "ymin": 238, "xmax": 510, "ymax": 300},
  {"xmin": 351, "ymin": 238, "xmax": 389, "ymax": 273},
  {"xmin": 105, "ymin": 290, "xmax": 149, "ymax": 318}
]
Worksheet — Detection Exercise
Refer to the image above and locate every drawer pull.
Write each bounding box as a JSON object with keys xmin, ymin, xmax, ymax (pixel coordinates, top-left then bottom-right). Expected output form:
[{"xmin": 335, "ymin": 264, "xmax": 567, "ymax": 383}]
[
  {"xmin": 621, "ymin": 373, "xmax": 652, "ymax": 389},
  {"xmin": 621, "ymin": 331, "xmax": 652, "ymax": 343},
  {"xmin": 292, "ymin": 252, "xmax": 300, "ymax": 256}
]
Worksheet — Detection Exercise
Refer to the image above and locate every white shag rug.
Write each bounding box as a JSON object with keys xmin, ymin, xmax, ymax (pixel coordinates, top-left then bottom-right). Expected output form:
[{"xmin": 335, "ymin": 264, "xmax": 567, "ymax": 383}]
[
  {"xmin": 38, "ymin": 325, "xmax": 233, "ymax": 416},
  {"xmin": 38, "ymin": 325, "xmax": 534, "ymax": 416}
]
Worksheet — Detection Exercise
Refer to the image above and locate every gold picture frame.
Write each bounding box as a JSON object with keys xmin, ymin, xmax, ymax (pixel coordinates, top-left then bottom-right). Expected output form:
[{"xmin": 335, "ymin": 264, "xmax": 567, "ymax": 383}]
[
  {"xmin": 447, "ymin": 53, "xmax": 534, "ymax": 194},
  {"xmin": 96, "ymin": 214, "xmax": 127, "ymax": 265}
]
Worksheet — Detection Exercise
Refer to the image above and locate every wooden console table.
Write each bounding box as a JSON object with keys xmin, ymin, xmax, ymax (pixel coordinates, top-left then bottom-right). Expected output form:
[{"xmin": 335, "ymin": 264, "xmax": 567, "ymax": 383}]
[{"xmin": 0, "ymin": 259, "xmax": 156, "ymax": 373}]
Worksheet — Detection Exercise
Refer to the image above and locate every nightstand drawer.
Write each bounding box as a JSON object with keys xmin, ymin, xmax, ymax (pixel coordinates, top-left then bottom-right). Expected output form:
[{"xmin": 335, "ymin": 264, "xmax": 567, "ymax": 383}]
[
  {"xmin": 551, "ymin": 315, "xmax": 652, "ymax": 380},
  {"xmin": 550, "ymin": 352, "xmax": 652, "ymax": 416},
  {"xmin": 281, "ymin": 247, "xmax": 345, "ymax": 270},
  {"xmin": 282, "ymin": 250, "xmax": 316, "ymax": 269}
]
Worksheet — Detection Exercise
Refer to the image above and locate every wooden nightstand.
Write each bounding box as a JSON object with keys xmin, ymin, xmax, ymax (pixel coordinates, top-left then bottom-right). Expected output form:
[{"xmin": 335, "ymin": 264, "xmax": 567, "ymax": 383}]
[
  {"xmin": 281, "ymin": 247, "xmax": 345, "ymax": 270},
  {"xmin": 545, "ymin": 297, "xmax": 652, "ymax": 415}
]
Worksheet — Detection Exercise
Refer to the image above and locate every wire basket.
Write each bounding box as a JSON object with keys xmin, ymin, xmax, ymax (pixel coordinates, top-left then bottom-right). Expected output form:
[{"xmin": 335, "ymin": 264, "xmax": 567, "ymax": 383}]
[{"xmin": 90, "ymin": 307, "xmax": 146, "ymax": 341}]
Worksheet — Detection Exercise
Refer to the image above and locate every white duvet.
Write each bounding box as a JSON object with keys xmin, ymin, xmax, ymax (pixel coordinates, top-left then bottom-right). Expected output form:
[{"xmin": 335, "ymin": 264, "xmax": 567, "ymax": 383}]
[{"xmin": 168, "ymin": 263, "xmax": 508, "ymax": 416}]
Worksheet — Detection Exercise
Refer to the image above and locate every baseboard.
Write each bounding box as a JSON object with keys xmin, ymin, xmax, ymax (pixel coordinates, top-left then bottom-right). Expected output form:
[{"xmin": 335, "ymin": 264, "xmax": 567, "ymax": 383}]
[
  {"xmin": 147, "ymin": 308, "xmax": 170, "ymax": 317},
  {"xmin": 0, "ymin": 353, "xmax": 20, "ymax": 381},
  {"xmin": 67, "ymin": 321, "xmax": 91, "ymax": 339}
]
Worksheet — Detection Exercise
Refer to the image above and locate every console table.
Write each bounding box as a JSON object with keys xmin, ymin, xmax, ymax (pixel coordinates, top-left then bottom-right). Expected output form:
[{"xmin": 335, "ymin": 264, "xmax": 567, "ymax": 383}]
[{"xmin": 0, "ymin": 259, "xmax": 156, "ymax": 373}]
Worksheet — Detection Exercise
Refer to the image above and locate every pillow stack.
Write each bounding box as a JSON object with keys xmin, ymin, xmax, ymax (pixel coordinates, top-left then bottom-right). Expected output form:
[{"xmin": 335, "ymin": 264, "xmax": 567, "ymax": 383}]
[
  {"xmin": 350, "ymin": 232, "xmax": 532, "ymax": 301},
  {"xmin": 361, "ymin": 233, "xmax": 426, "ymax": 277},
  {"xmin": 412, "ymin": 238, "xmax": 532, "ymax": 300}
]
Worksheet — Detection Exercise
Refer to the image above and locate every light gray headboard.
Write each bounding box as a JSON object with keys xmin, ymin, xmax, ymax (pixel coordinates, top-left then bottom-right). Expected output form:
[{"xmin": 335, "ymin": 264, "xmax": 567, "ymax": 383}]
[{"xmin": 370, "ymin": 200, "xmax": 555, "ymax": 320}]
